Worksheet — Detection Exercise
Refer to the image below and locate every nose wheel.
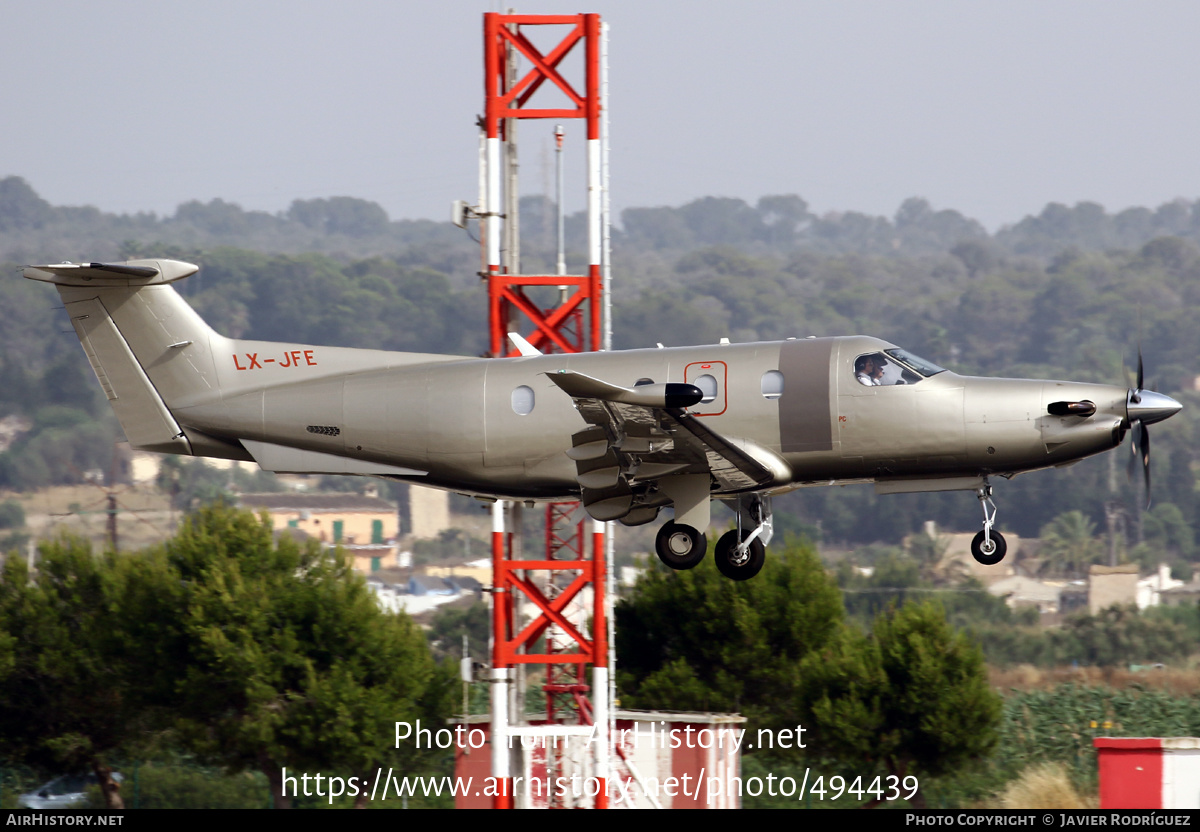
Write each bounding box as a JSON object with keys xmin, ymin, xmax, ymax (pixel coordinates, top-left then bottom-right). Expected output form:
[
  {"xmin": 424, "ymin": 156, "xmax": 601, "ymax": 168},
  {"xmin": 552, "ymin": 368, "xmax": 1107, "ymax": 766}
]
[
  {"xmin": 971, "ymin": 481, "xmax": 1007, "ymax": 565},
  {"xmin": 655, "ymin": 522, "xmax": 707, "ymax": 569}
]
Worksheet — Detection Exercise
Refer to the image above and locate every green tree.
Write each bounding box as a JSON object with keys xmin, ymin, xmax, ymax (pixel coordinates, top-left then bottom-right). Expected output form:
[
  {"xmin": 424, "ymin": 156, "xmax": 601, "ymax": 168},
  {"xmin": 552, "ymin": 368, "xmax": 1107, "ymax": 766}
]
[
  {"xmin": 0, "ymin": 500, "xmax": 23, "ymax": 530},
  {"xmin": 1039, "ymin": 511, "xmax": 1104, "ymax": 576},
  {"xmin": 615, "ymin": 541, "xmax": 843, "ymax": 729},
  {"xmin": 427, "ymin": 600, "xmax": 489, "ymax": 662},
  {"xmin": 0, "ymin": 539, "xmax": 173, "ymax": 809},
  {"xmin": 1141, "ymin": 502, "xmax": 1195, "ymax": 560},
  {"xmin": 287, "ymin": 197, "xmax": 390, "ymax": 237},
  {"xmin": 799, "ymin": 601, "xmax": 1001, "ymax": 807},
  {"xmin": 162, "ymin": 506, "xmax": 443, "ymax": 808},
  {"xmin": 0, "ymin": 176, "xmax": 53, "ymax": 231}
]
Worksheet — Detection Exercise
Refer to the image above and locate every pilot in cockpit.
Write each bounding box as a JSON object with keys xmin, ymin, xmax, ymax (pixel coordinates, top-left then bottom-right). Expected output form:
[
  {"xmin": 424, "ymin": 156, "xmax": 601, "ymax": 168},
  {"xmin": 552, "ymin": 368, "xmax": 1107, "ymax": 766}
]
[
  {"xmin": 855, "ymin": 348, "xmax": 945, "ymax": 388},
  {"xmin": 855, "ymin": 354, "xmax": 886, "ymax": 386}
]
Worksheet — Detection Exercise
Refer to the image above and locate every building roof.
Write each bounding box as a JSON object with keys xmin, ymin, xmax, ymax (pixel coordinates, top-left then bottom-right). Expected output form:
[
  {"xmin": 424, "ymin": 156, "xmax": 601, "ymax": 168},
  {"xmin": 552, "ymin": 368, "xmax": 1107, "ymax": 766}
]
[
  {"xmin": 409, "ymin": 575, "xmax": 455, "ymax": 595},
  {"xmin": 274, "ymin": 526, "xmax": 313, "ymax": 544},
  {"xmin": 1089, "ymin": 564, "xmax": 1139, "ymax": 576},
  {"xmin": 238, "ymin": 492, "xmax": 396, "ymax": 512},
  {"xmin": 987, "ymin": 575, "xmax": 1062, "ymax": 604},
  {"xmin": 1162, "ymin": 581, "xmax": 1200, "ymax": 596}
]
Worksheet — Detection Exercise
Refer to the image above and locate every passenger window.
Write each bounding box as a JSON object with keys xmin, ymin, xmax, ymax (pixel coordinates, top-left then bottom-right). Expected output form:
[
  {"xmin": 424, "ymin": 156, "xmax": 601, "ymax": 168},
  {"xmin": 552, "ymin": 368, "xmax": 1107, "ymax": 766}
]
[
  {"xmin": 694, "ymin": 374, "xmax": 718, "ymax": 403},
  {"xmin": 761, "ymin": 370, "xmax": 784, "ymax": 400},
  {"xmin": 511, "ymin": 385, "xmax": 535, "ymax": 415}
]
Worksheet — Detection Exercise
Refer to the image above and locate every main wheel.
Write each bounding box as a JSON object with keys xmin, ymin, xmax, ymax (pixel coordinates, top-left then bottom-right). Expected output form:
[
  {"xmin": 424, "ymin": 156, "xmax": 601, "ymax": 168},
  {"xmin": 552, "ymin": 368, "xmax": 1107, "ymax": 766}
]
[
  {"xmin": 971, "ymin": 529, "xmax": 1007, "ymax": 565},
  {"xmin": 714, "ymin": 529, "xmax": 766, "ymax": 581},
  {"xmin": 655, "ymin": 522, "xmax": 707, "ymax": 570}
]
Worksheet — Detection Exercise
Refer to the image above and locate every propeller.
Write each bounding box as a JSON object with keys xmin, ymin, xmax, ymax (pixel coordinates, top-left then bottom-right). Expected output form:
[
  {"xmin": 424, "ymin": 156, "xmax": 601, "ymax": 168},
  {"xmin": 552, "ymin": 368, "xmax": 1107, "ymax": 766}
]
[{"xmin": 1124, "ymin": 347, "xmax": 1182, "ymax": 509}]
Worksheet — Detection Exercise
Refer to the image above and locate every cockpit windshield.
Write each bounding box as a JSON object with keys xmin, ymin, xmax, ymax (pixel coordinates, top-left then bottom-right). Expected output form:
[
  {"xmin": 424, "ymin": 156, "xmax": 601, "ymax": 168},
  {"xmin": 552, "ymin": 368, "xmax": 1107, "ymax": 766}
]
[
  {"xmin": 853, "ymin": 348, "xmax": 945, "ymax": 387},
  {"xmin": 885, "ymin": 349, "xmax": 944, "ymax": 378}
]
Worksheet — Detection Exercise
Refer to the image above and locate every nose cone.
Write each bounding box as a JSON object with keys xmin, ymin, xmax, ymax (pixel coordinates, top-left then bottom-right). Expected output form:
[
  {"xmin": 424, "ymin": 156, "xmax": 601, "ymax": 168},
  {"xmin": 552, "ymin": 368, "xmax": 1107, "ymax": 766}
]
[{"xmin": 1128, "ymin": 390, "xmax": 1183, "ymax": 426}]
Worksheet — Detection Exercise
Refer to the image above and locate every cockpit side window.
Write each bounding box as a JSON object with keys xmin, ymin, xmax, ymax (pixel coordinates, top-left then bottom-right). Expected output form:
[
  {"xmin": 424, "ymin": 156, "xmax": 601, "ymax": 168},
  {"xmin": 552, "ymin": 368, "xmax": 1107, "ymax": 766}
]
[{"xmin": 853, "ymin": 350, "xmax": 933, "ymax": 386}]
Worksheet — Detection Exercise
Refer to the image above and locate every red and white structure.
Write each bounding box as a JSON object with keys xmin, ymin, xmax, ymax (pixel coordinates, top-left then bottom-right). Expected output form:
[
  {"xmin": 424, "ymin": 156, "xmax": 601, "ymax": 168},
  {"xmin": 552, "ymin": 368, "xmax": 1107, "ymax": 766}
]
[
  {"xmin": 1095, "ymin": 737, "xmax": 1200, "ymax": 809},
  {"xmin": 482, "ymin": 12, "xmax": 605, "ymax": 358},
  {"xmin": 456, "ymin": 711, "xmax": 745, "ymax": 809},
  {"xmin": 478, "ymin": 12, "xmax": 612, "ymax": 809}
]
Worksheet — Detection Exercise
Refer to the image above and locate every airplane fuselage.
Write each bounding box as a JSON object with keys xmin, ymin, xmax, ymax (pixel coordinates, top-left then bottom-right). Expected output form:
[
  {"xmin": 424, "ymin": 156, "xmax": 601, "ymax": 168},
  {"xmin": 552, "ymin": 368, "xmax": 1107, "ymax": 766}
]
[
  {"xmin": 175, "ymin": 334, "xmax": 1129, "ymax": 500},
  {"xmin": 26, "ymin": 259, "xmax": 1179, "ymax": 578}
]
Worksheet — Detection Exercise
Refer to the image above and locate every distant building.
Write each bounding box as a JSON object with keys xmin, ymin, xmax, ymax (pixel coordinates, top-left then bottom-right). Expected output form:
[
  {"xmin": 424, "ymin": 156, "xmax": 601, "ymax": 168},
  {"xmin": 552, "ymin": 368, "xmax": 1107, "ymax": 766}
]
[
  {"xmin": 238, "ymin": 491, "xmax": 399, "ymax": 575},
  {"xmin": 986, "ymin": 575, "xmax": 1062, "ymax": 615},
  {"xmin": 1137, "ymin": 564, "xmax": 1186, "ymax": 610},
  {"xmin": 935, "ymin": 531, "xmax": 1024, "ymax": 584},
  {"xmin": 1160, "ymin": 581, "xmax": 1200, "ymax": 608},
  {"xmin": 408, "ymin": 574, "xmax": 456, "ymax": 596},
  {"xmin": 408, "ymin": 485, "xmax": 451, "ymax": 540},
  {"xmin": 426, "ymin": 559, "xmax": 491, "ymax": 587},
  {"xmin": 444, "ymin": 574, "xmax": 482, "ymax": 595},
  {"xmin": 1088, "ymin": 564, "xmax": 1139, "ymax": 614}
]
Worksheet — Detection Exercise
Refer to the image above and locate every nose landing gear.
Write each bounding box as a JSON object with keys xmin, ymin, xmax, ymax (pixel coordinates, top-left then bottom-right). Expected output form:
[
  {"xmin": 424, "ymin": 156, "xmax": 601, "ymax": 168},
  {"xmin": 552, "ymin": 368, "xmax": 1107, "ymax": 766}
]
[{"xmin": 971, "ymin": 481, "xmax": 1007, "ymax": 565}]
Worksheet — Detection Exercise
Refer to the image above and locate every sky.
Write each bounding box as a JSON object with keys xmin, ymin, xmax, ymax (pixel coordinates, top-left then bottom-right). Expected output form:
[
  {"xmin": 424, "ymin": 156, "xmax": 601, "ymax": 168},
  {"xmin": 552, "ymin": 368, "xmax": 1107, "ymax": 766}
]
[{"xmin": 5, "ymin": 1, "xmax": 1200, "ymax": 230}]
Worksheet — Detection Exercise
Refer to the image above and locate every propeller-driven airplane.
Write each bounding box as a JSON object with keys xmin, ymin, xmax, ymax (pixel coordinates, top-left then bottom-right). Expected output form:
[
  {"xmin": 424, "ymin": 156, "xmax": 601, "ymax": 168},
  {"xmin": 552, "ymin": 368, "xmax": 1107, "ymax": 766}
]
[{"xmin": 24, "ymin": 259, "xmax": 1183, "ymax": 580}]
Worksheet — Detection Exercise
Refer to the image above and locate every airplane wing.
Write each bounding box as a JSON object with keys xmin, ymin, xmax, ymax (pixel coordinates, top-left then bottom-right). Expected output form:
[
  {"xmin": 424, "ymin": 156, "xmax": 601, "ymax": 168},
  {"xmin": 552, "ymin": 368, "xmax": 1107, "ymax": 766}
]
[{"xmin": 545, "ymin": 370, "xmax": 783, "ymax": 494}]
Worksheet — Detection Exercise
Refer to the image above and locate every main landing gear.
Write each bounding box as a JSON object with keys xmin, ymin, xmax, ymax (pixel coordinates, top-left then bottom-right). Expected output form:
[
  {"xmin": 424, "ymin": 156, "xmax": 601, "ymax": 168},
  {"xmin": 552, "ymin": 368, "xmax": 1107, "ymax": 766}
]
[
  {"xmin": 971, "ymin": 480, "xmax": 1007, "ymax": 565},
  {"xmin": 714, "ymin": 495, "xmax": 771, "ymax": 581},
  {"xmin": 655, "ymin": 522, "xmax": 707, "ymax": 570},
  {"xmin": 654, "ymin": 496, "xmax": 773, "ymax": 582}
]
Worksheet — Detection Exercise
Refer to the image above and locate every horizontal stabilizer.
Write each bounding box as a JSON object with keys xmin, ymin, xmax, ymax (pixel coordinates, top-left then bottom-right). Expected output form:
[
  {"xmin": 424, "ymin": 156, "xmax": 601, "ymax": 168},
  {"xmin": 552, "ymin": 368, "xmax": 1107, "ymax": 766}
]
[
  {"xmin": 242, "ymin": 440, "xmax": 427, "ymax": 477},
  {"xmin": 23, "ymin": 259, "xmax": 198, "ymax": 287}
]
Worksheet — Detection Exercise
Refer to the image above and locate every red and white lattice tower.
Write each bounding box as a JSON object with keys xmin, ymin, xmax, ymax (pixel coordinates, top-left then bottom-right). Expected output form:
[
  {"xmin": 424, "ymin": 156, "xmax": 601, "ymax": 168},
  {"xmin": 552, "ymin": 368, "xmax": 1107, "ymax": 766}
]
[{"xmin": 480, "ymin": 12, "xmax": 612, "ymax": 809}]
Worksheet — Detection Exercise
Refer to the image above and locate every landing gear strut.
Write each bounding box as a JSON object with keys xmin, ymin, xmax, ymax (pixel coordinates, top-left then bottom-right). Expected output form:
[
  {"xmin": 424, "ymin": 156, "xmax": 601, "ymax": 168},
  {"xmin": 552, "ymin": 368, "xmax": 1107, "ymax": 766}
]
[
  {"xmin": 655, "ymin": 522, "xmax": 707, "ymax": 570},
  {"xmin": 714, "ymin": 495, "xmax": 772, "ymax": 581},
  {"xmin": 971, "ymin": 480, "xmax": 1007, "ymax": 565}
]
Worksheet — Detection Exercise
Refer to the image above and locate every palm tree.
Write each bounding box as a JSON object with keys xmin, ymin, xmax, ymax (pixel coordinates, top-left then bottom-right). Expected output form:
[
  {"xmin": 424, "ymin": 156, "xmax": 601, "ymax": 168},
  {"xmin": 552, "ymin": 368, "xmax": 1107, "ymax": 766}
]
[{"xmin": 1039, "ymin": 511, "xmax": 1103, "ymax": 578}]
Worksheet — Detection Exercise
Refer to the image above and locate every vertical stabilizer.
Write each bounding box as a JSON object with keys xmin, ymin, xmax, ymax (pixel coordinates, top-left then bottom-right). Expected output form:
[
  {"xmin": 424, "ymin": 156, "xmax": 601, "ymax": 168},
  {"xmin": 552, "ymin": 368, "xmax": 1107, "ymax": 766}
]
[{"xmin": 24, "ymin": 259, "xmax": 223, "ymax": 455}]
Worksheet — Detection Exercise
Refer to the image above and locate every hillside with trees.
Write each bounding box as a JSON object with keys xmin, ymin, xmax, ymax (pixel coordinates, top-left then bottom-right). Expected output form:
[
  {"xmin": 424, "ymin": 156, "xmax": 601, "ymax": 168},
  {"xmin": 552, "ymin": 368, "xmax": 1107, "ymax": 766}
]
[{"xmin": 2, "ymin": 176, "xmax": 1199, "ymax": 574}]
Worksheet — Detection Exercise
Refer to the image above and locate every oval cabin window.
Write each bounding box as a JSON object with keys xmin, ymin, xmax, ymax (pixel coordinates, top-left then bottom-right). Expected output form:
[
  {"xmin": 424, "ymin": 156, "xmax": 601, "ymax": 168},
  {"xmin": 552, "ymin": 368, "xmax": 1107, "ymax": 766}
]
[
  {"xmin": 761, "ymin": 370, "xmax": 784, "ymax": 400},
  {"xmin": 511, "ymin": 385, "xmax": 535, "ymax": 415},
  {"xmin": 694, "ymin": 374, "xmax": 718, "ymax": 404}
]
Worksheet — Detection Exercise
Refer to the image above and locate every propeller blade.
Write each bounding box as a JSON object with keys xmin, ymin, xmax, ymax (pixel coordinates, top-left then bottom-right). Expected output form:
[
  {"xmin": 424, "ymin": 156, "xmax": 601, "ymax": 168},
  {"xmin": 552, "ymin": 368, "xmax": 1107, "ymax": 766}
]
[
  {"xmin": 1137, "ymin": 347, "xmax": 1144, "ymax": 393},
  {"xmin": 1142, "ymin": 426, "xmax": 1151, "ymax": 509},
  {"xmin": 1127, "ymin": 421, "xmax": 1140, "ymax": 484}
]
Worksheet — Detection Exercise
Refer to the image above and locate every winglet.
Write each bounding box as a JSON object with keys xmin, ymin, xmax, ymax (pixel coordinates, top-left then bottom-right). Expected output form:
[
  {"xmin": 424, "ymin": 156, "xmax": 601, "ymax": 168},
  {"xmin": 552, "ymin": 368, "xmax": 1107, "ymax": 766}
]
[{"xmin": 507, "ymin": 332, "xmax": 543, "ymax": 357}]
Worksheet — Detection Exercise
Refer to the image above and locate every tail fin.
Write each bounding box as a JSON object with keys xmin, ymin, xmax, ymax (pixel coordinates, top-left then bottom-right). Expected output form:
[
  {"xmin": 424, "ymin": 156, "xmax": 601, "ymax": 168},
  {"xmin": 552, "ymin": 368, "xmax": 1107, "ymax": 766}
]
[{"xmin": 24, "ymin": 259, "xmax": 227, "ymax": 456}]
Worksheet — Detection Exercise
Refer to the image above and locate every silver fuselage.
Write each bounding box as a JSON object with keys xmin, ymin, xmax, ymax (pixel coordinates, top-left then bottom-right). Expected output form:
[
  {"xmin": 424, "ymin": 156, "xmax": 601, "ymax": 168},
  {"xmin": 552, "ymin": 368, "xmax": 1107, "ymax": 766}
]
[{"xmin": 173, "ymin": 334, "xmax": 1129, "ymax": 500}]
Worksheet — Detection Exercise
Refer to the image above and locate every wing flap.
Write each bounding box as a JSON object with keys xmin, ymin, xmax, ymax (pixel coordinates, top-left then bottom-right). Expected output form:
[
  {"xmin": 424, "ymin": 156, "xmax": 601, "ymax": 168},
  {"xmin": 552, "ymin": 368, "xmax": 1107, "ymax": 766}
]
[{"xmin": 546, "ymin": 370, "xmax": 784, "ymax": 500}]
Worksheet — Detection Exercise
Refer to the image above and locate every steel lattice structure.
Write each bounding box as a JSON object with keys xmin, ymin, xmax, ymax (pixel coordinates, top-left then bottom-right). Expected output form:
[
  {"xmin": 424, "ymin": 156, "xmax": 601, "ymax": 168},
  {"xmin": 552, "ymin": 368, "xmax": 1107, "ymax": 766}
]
[{"xmin": 480, "ymin": 12, "xmax": 611, "ymax": 809}]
